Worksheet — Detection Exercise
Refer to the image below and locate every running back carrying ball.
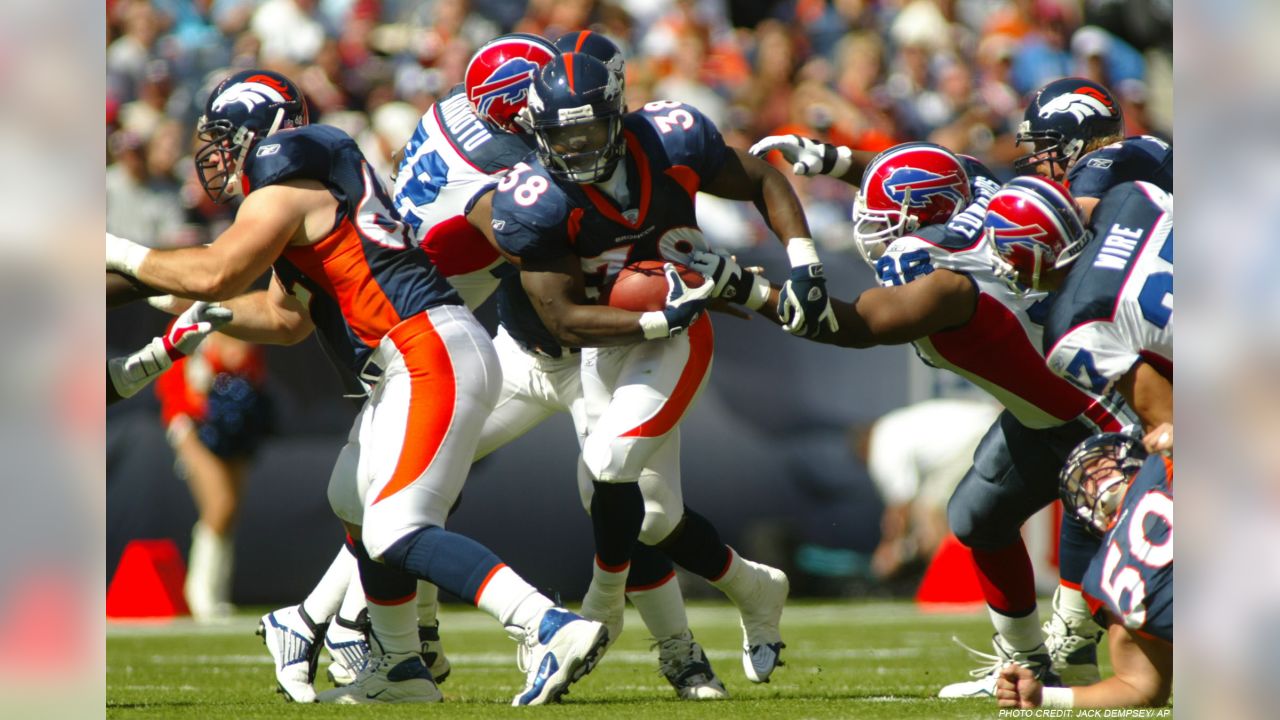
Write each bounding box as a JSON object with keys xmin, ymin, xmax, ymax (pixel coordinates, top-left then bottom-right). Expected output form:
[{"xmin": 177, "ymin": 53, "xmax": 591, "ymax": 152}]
[{"xmin": 604, "ymin": 260, "xmax": 705, "ymax": 312}]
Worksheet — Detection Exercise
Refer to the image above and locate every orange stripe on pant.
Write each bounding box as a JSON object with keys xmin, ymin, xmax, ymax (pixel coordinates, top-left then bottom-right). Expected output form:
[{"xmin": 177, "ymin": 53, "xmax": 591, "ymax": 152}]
[
  {"xmin": 620, "ymin": 315, "xmax": 713, "ymax": 438},
  {"xmin": 373, "ymin": 313, "xmax": 458, "ymax": 504}
]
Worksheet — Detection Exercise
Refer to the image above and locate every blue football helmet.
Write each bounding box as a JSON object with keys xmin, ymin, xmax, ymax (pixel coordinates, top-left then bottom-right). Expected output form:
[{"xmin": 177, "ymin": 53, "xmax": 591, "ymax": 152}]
[
  {"xmin": 195, "ymin": 69, "xmax": 308, "ymax": 203},
  {"xmin": 526, "ymin": 52, "xmax": 626, "ymax": 183},
  {"xmin": 1015, "ymin": 77, "xmax": 1123, "ymax": 179},
  {"xmin": 553, "ymin": 30, "xmax": 626, "ymax": 95},
  {"xmin": 1059, "ymin": 433, "xmax": 1148, "ymax": 537}
]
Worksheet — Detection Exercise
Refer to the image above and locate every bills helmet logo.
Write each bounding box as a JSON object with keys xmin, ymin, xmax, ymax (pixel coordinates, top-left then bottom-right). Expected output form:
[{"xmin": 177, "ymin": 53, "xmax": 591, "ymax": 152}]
[
  {"xmin": 1038, "ymin": 87, "xmax": 1117, "ymax": 123},
  {"xmin": 882, "ymin": 167, "xmax": 966, "ymax": 209},
  {"xmin": 469, "ymin": 57, "xmax": 541, "ymax": 120},
  {"xmin": 984, "ymin": 210, "xmax": 1049, "ymax": 257}
]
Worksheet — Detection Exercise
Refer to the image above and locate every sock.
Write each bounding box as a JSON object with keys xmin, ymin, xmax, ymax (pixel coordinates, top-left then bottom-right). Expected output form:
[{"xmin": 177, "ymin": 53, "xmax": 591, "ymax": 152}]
[
  {"xmin": 476, "ymin": 566, "xmax": 553, "ymax": 630},
  {"xmin": 590, "ymin": 481, "xmax": 645, "ymax": 569},
  {"xmin": 655, "ymin": 508, "xmax": 731, "ymax": 580},
  {"xmin": 336, "ymin": 561, "xmax": 368, "ymax": 624},
  {"xmin": 349, "ymin": 535, "xmax": 418, "ymax": 655},
  {"xmin": 417, "ymin": 581, "xmax": 440, "ymax": 628},
  {"xmin": 989, "ymin": 606, "xmax": 1044, "ymax": 652},
  {"xmin": 709, "ymin": 547, "xmax": 750, "ymax": 600},
  {"xmin": 586, "ymin": 554, "xmax": 629, "ymax": 605},
  {"xmin": 1054, "ymin": 583, "xmax": 1096, "ymax": 627},
  {"xmin": 971, "ymin": 538, "xmax": 1037, "ymax": 616},
  {"xmin": 1057, "ymin": 513, "xmax": 1101, "ymax": 586},
  {"xmin": 627, "ymin": 571, "xmax": 687, "ymax": 639},
  {"xmin": 186, "ymin": 522, "xmax": 233, "ymax": 615},
  {"xmin": 301, "ymin": 545, "xmax": 356, "ymax": 623}
]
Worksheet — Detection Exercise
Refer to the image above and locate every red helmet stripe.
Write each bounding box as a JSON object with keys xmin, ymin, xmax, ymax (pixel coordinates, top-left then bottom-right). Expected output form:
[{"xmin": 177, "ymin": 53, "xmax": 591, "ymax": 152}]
[{"xmin": 562, "ymin": 52, "xmax": 575, "ymax": 92}]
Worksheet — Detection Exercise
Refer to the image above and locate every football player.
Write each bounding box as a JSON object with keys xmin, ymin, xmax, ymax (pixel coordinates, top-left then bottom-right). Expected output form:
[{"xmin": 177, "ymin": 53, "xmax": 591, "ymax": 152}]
[
  {"xmin": 984, "ymin": 177, "xmax": 1172, "ymax": 444},
  {"xmin": 997, "ymin": 433, "xmax": 1172, "ymax": 709},
  {"xmin": 694, "ymin": 141, "xmax": 1133, "ymax": 696},
  {"xmin": 466, "ymin": 51, "xmax": 834, "ymax": 684},
  {"xmin": 1014, "ymin": 77, "xmax": 1172, "ymax": 221},
  {"xmin": 106, "ymin": 68, "xmax": 608, "ymax": 706}
]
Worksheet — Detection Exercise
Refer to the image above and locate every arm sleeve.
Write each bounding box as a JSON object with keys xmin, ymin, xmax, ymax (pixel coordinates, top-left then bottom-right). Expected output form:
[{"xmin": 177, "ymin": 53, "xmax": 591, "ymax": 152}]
[{"xmin": 490, "ymin": 170, "xmax": 573, "ymax": 262}]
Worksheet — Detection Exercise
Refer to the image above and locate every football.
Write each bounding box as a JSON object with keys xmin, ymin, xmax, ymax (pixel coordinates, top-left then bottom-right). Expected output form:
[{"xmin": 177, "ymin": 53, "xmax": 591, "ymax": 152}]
[{"xmin": 602, "ymin": 260, "xmax": 705, "ymax": 312}]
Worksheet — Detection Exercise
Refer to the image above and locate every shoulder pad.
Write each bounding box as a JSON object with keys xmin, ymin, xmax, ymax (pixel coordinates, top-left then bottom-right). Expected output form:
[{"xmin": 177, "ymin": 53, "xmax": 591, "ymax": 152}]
[
  {"xmin": 490, "ymin": 158, "xmax": 574, "ymax": 261},
  {"xmin": 244, "ymin": 125, "xmax": 353, "ymax": 193},
  {"xmin": 627, "ymin": 101, "xmax": 728, "ymax": 180}
]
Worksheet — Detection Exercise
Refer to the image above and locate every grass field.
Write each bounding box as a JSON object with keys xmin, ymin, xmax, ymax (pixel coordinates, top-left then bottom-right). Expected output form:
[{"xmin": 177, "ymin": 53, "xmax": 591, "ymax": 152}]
[{"xmin": 107, "ymin": 599, "xmax": 1108, "ymax": 719}]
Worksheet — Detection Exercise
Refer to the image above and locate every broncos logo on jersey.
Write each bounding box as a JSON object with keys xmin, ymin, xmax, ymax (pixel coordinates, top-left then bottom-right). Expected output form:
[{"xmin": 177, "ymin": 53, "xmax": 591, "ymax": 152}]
[
  {"xmin": 469, "ymin": 57, "xmax": 542, "ymax": 121},
  {"xmin": 882, "ymin": 167, "xmax": 967, "ymax": 208},
  {"xmin": 1037, "ymin": 86, "xmax": 1119, "ymax": 123}
]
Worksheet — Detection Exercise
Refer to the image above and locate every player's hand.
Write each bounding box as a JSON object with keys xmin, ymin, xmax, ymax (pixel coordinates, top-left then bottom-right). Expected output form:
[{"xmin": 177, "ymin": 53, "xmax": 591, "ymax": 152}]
[
  {"xmin": 163, "ymin": 302, "xmax": 234, "ymax": 359},
  {"xmin": 748, "ymin": 135, "xmax": 853, "ymax": 178},
  {"xmin": 995, "ymin": 663, "xmax": 1042, "ymax": 709},
  {"xmin": 689, "ymin": 249, "xmax": 770, "ymax": 309},
  {"xmin": 778, "ymin": 237, "xmax": 839, "ymax": 338},
  {"xmin": 1143, "ymin": 422, "xmax": 1173, "ymax": 456},
  {"xmin": 639, "ymin": 264, "xmax": 714, "ymax": 339}
]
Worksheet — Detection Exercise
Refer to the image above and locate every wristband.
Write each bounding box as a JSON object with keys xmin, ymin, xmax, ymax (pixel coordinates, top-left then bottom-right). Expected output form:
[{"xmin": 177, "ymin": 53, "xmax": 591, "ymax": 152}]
[
  {"xmin": 785, "ymin": 237, "xmax": 821, "ymax": 268},
  {"xmin": 638, "ymin": 311, "xmax": 670, "ymax": 340},
  {"xmin": 829, "ymin": 145, "xmax": 854, "ymax": 178},
  {"xmin": 1040, "ymin": 686, "xmax": 1074, "ymax": 709},
  {"xmin": 744, "ymin": 273, "xmax": 771, "ymax": 311},
  {"xmin": 106, "ymin": 233, "xmax": 152, "ymax": 276}
]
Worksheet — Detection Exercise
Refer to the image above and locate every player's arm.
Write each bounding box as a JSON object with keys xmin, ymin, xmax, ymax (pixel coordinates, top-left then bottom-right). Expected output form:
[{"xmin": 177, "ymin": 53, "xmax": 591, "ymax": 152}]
[
  {"xmin": 106, "ymin": 271, "xmax": 163, "ymax": 308},
  {"xmin": 467, "ymin": 187, "xmax": 524, "ymax": 267},
  {"xmin": 518, "ymin": 255, "xmax": 649, "ymax": 347},
  {"xmin": 747, "ymin": 134, "xmax": 878, "ymax": 186},
  {"xmin": 1115, "ymin": 360, "xmax": 1173, "ymax": 433},
  {"xmin": 997, "ymin": 623, "xmax": 1172, "ymax": 709},
  {"xmin": 702, "ymin": 147, "xmax": 813, "ymax": 244},
  {"xmin": 106, "ymin": 182, "xmax": 313, "ymax": 301},
  {"xmin": 210, "ymin": 274, "xmax": 315, "ymax": 345}
]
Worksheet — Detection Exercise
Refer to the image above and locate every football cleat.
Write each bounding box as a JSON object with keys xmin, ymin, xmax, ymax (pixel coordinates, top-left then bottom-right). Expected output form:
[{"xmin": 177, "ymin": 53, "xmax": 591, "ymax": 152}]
[
  {"xmin": 511, "ymin": 608, "xmax": 609, "ymax": 706},
  {"xmin": 419, "ymin": 621, "xmax": 452, "ymax": 684},
  {"xmin": 324, "ymin": 611, "xmax": 370, "ymax": 687},
  {"xmin": 1043, "ymin": 607, "xmax": 1104, "ymax": 686},
  {"xmin": 257, "ymin": 605, "xmax": 325, "ymax": 703},
  {"xmin": 655, "ymin": 631, "xmax": 729, "ymax": 700},
  {"xmin": 578, "ymin": 579, "xmax": 625, "ymax": 651},
  {"xmin": 731, "ymin": 560, "xmax": 789, "ymax": 683},
  {"xmin": 938, "ymin": 634, "xmax": 1062, "ymax": 698},
  {"xmin": 315, "ymin": 650, "xmax": 442, "ymax": 704}
]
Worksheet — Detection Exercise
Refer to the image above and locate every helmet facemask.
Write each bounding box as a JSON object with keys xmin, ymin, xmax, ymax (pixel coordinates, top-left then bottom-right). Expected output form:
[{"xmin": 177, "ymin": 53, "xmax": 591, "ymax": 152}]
[
  {"xmin": 194, "ymin": 106, "xmax": 288, "ymax": 204},
  {"xmin": 1060, "ymin": 436, "xmax": 1146, "ymax": 537},
  {"xmin": 851, "ymin": 191, "xmax": 918, "ymax": 268},
  {"xmin": 1013, "ymin": 128, "xmax": 1084, "ymax": 181},
  {"xmin": 533, "ymin": 114, "xmax": 624, "ymax": 184}
]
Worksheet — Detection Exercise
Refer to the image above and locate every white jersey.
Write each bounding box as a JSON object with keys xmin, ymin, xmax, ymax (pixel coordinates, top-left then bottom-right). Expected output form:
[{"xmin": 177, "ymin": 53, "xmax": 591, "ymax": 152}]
[
  {"xmin": 876, "ymin": 221, "xmax": 1128, "ymax": 432},
  {"xmin": 1043, "ymin": 182, "xmax": 1173, "ymax": 393},
  {"xmin": 392, "ymin": 88, "xmax": 533, "ymax": 309},
  {"xmin": 868, "ymin": 398, "xmax": 1002, "ymax": 506}
]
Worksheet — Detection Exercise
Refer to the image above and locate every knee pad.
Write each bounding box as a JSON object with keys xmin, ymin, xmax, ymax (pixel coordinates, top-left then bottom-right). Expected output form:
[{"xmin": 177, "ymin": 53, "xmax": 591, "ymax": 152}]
[
  {"xmin": 638, "ymin": 507, "xmax": 681, "ymax": 546},
  {"xmin": 583, "ymin": 432, "xmax": 636, "ymax": 483}
]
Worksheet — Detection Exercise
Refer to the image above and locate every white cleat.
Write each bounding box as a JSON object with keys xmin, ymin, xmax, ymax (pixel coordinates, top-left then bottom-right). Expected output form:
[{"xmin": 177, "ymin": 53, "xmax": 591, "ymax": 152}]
[
  {"xmin": 419, "ymin": 621, "xmax": 452, "ymax": 683},
  {"xmin": 511, "ymin": 608, "xmax": 609, "ymax": 706},
  {"xmin": 655, "ymin": 631, "xmax": 729, "ymax": 700},
  {"xmin": 316, "ymin": 650, "xmax": 442, "ymax": 704},
  {"xmin": 938, "ymin": 634, "xmax": 1061, "ymax": 698},
  {"xmin": 732, "ymin": 560, "xmax": 789, "ymax": 683},
  {"xmin": 578, "ymin": 580, "xmax": 625, "ymax": 651},
  {"xmin": 257, "ymin": 605, "xmax": 323, "ymax": 703},
  {"xmin": 1043, "ymin": 610, "xmax": 1103, "ymax": 686},
  {"xmin": 323, "ymin": 612, "xmax": 369, "ymax": 687}
]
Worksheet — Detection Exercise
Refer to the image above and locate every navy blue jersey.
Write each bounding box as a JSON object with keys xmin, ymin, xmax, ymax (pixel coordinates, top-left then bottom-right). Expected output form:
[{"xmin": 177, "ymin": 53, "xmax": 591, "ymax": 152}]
[
  {"xmin": 1067, "ymin": 135, "xmax": 1173, "ymax": 199},
  {"xmin": 494, "ymin": 272, "xmax": 569, "ymax": 357},
  {"xmin": 251, "ymin": 125, "xmax": 462, "ymax": 377},
  {"xmin": 1043, "ymin": 182, "xmax": 1173, "ymax": 394},
  {"xmin": 490, "ymin": 100, "xmax": 729, "ymax": 297},
  {"xmin": 1083, "ymin": 454, "xmax": 1173, "ymax": 643}
]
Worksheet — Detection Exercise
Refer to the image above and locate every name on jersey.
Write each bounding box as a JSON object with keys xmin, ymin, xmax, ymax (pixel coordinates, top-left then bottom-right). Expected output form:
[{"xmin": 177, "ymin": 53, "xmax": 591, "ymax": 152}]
[
  {"xmin": 1093, "ymin": 224, "xmax": 1144, "ymax": 271},
  {"xmin": 439, "ymin": 92, "xmax": 494, "ymax": 153}
]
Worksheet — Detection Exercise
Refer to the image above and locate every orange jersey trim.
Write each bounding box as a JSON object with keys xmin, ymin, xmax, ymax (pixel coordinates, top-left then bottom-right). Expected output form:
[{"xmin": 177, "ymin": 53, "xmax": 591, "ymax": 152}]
[{"xmin": 620, "ymin": 314, "xmax": 713, "ymax": 438}]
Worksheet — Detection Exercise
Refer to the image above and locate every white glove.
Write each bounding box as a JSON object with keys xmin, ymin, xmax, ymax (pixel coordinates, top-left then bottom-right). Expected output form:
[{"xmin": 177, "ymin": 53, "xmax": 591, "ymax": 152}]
[
  {"xmin": 147, "ymin": 294, "xmax": 195, "ymax": 315},
  {"xmin": 688, "ymin": 249, "xmax": 771, "ymax": 310},
  {"xmin": 106, "ymin": 232, "xmax": 151, "ymax": 276},
  {"xmin": 748, "ymin": 135, "xmax": 854, "ymax": 178},
  {"xmin": 638, "ymin": 264, "xmax": 716, "ymax": 340},
  {"xmin": 108, "ymin": 302, "xmax": 233, "ymax": 398}
]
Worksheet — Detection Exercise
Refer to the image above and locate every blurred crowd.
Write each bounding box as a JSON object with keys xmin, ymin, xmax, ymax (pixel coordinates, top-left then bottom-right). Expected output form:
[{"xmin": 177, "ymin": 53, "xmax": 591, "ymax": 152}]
[{"xmin": 105, "ymin": 0, "xmax": 1173, "ymax": 250}]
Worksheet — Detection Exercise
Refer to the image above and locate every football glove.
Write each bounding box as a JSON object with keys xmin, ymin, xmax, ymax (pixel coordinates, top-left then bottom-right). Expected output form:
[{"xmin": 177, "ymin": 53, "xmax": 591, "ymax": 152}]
[
  {"xmin": 108, "ymin": 302, "xmax": 234, "ymax": 398},
  {"xmin": 748, "ymin": 135, "xmax": 853, "ymax": 178},
  {"xmin": 639, "ymin": 263, "xmax": 715, "ymax": 339},
  {"xmin": 688, "ymin": 249, "xmax": 771, "ymax": 310},
  {"xmin": 778, "ymin": 238, "xmax": 838, "ymax": 338}
]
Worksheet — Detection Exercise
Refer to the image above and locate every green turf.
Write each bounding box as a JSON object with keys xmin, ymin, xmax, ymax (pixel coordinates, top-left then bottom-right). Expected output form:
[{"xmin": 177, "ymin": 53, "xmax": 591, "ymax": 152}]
[{"xmin": 107, "ymin": 599, "xmax": 1104, "ymax": 718}]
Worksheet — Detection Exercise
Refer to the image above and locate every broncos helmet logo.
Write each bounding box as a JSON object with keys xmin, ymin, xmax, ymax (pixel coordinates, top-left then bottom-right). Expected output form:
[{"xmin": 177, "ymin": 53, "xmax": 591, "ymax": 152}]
[
  {"xmin": 1038, "ymin": 87, "xmax": 1117, "ymax": 123},
  {"xmin": 469, "ymin": 57, "xmax": 541, "ymax": 117},
  {"xmin": 211, "ymin": 81, "xmax": 288, "ymax": 114},
  {"xmin": 882, "ymin": 167, "xmax": 966, "ymax": 208}
]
